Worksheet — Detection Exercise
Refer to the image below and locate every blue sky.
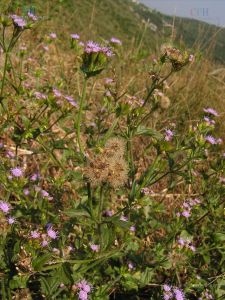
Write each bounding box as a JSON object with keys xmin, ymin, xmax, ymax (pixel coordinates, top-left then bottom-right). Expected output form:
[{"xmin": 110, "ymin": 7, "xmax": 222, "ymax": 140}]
[{"xmin": 139, "ymin": 0, "xmax": 225, "ymax": 27}]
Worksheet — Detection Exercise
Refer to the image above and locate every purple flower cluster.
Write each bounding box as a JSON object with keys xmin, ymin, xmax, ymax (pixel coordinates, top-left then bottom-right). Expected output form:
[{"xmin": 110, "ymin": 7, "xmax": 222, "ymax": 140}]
[
  {"xmin": 203, "ymin": 116, "xmax": 215, "ymax": 126},
  {"xmin": 90, "ymin": 244, "xmax": 100, "ymax": 252},
  {"xmin": 11, "ymin": 15, "xmax": 27, "ymax": 28},
  {"xmin": 205, "ymin": 135, "xmax": 222, "ymax": 145},
  {"xmin": 198, "ymin": 289, "xmax": 214, "ymax": 300},
  {"xmin": 85, "ymin": 41, "xmax": 113, "ymax": 57},
  {"xmin": 120, "ymin": 215, "xmax": 128, "ymax": 222},
  {"xmin": 34, "ymin": 91, "xmax": 47, "ymax": 100},
  {"xmin": 76, "ymin": 280, "xmax": 92, "ymax": 300},
  {"xmin": 203, "ymin": 107, "xmax": 219, "ymax": 117},
  {"xmin": 177, "ymin": 237, "xmax": 196, "ymax": 252},
  {"xmin": 71, "ymin": 33, "xmax": 80, "ymax": 40},
  {"xmin": 110, "ymin": 37, "xmax": 122, "ymax": 45},
  {"xmin": 0, "ymin": 201, "xmax": 11, "ymax": 214},
  {"xmin": 27, "ymin": 12, "xmax": 38, "ymax": 21},
  {"xmin": 53, "ymin": 88, "xmax": 77, "ymax": 107},
  {"xmin": 49, "ymin": 32, "xmax": 57, "ymax": 39},
  {"xmin": 64, "ymin": 95, "xmax": 78, "ymax": 107},
  {"xmin": 11, "ymin": 167, "xmax": 23, "ymax": 177},
  {"xmin": 165, "ymin": 129, "xmax": 174, "ymax": 141},
  {"xmin": 177, "ymin": 198, "xmax": 201, "ymax": 219},
  {"xmin": 163, "ymin": 285, "xmax": 185, "ymax": 300}
]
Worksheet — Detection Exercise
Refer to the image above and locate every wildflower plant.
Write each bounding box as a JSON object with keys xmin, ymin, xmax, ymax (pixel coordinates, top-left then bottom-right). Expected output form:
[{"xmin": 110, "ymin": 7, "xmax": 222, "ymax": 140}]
[{"xmin": 0, "ymin": 9, "xmax": 224, "ymax": 300}]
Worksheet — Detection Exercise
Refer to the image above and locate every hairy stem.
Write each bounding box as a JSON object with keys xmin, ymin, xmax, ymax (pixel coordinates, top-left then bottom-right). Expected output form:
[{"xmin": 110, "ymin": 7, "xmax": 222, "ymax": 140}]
[{"xmin": 77, "ymin": 76, "xmax": 87, "ymax": 158}]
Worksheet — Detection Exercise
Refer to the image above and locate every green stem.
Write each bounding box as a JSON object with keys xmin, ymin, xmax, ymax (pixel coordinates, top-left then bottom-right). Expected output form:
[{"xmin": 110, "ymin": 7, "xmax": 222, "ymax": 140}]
[
  {"xmin": 1, "ymin": 51, "xmax": 9, "ymax": 98},
  {"xmin": 98, "ymin": 185, "xmax": 104, "ymax": 223},
  {"xmin": 77, "ymin": 77, "xmax": 87, "ymax": 158}
]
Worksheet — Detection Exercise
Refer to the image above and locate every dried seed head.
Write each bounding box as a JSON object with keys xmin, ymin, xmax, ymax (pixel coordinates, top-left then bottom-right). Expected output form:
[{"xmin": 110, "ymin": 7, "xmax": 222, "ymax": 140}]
[
  {"xmin": 159, "ymin": 95, "xmax": 170, "ymax": 110},
  {"xmin": 107, "ymin": 157, "xmax": 128, "ymax": 188},
  {"xmin": 104, "ymin": 137, "xmax": 126, "ymax": 159},
  {"xmin": 84, "ymin": 155, "xmax": 109, "ymax": 186}
]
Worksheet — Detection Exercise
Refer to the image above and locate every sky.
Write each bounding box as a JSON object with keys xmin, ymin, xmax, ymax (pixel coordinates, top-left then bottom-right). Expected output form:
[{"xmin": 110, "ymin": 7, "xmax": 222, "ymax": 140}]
[{"xmin": 139, "ymin": 0, "xmax": 225, "ymax": 27}]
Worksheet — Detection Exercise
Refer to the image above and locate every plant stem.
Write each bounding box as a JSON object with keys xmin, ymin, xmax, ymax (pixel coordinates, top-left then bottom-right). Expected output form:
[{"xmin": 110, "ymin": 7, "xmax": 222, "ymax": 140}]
[
  {"xmin": 1, "ymin": 51, "xmax": 9, "ymax": 99},
  {"xmin": 98, "ymin": 185, "xmax": 104, "ymax": 223},
  {"xmin": 77, "ymin": 76, "xmax": 87, "ymax": 159}
]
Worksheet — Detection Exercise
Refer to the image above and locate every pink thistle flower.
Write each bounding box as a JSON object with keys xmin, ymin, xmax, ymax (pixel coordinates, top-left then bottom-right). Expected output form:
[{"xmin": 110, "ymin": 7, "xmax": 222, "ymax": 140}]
[
  {"xmin": 47, "ymin": 227, "xmax": 58, "ymax": 239},
  {"xmin": 11, "ymin": 167, "xmax": 23, "ymax": 177},
  {"xmin": 8, "ymin": 216, "xmax": 15, "ymax": 224},
  {"xmin": 204, "ymin": 116, "xmax": 215, "ymax": 125},
  {"xmin": 28, "ymin": 12, "xmax": 38, "ymax": 21},
  {"xmin": 78, "ymin": 290, "xmax": 88, "ymax": 300},
  {"xmin": 34, "ymin": 91, "xmax": 47, "ymax": 100},
  {"xmin": 110, "ymin": 37, "xmax": 122, "ymax": 45},
  {"xmin": 31, "ymin": 230, "xmax": 40, "ymax": 239},
  {"xmin": 6, "ymin": 151, "xmax": 15, "ymax": 158},
  {"xmin": 203, "ymin": 107, "xmax": 219, "ymax": 117},
  {"xmin": 182, "ymin": 210, "xmax": 191, "ymax": 218},
  {"xmin": 128, "ymin": 262, "xmax": 135, "ymax": 270},
  {"xmin": 130, "ymin": 226, "xmax": 136, "ymax": 232},
  {"xmin": 120, "ymin": 215, "xmax": 128, "ymax": 222},
  {"xmin": 41, "ymin": 240, "xmax": 49, "ymax": 247},
  {"xmin": 174, "ymin": 288, "xmax": 185, "ymax": 300},
  {"xmin": 90, "ymin": 244, "xmax": 100, "ymax": 252},
  {"xmin": 30, "ymin": 172, "xmax": 40, "ymax": 181},
  {"xmin": 64, "ymin": 95, "xmax": 78, "ymax": 107},
  {"xmin": 0, "ymin": 201, "xmax": 11, "ymax": 214},
  {"xmin": 11, "ymin": 15, "xmax": 27, "ymax": 28},
  {"xmin": 49, "ymin": 32, "xmax": 57, "ymax": 39},
  {"xmin": 71, "ymin": 34, "xmax": 80, "ymax": 40},
  {"xmin": 165, "ymin": 129, "xmax": 174, "ymax": 141},
  {"xmin": 53, "ymin": 88, "xmax": 62, "ymax": 98}
]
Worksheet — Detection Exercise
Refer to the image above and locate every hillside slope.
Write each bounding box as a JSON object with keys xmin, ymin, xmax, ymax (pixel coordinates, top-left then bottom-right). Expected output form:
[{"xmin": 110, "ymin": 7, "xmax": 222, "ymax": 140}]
[{"xmin": 2, "ymin": 0, "xmax": 225, "ymax": 63}]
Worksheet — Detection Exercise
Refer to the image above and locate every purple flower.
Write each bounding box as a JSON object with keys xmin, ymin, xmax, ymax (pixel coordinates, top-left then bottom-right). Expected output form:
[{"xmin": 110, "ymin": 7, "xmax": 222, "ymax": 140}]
[
  {"xmin": 85, "ymin": 41, "xmax": 101, "ymax": 53},
  {"xmin": 28, "ymin": 12, "xmax": 38, "ymax": 21},
  {"xmin": 34, "ymin": 91, "xmax": 47, "ymax": 100},
  {"xmin": 80, "ymin": 281, "xmax": 91, "ymax": 293},
  {"xmin": 78, "ymin": 290, "xmax": 88, "ymax": 300},
  {"xmin": 203, "ymin": 107, "xmax": 219, "ymax": 117},
  {"xmin": 47, "ymin": 227, "xmax": 58, "ymax": 239},
  {"xmin": 0, "ymin": 201, "xmax": 11, "ymax": 214},
  {"xmin": 128, "ymin": 262, "xmax": 135, "ymax": 270},
  {"xmin": 130, "ymin": 225, "xmax": 136, "ymax": 232},
  {"xmin": 49, "ymin": 32, "xmax": 57, "ymax": 39},
  {"xmin": 30, "ymin": 172, "xmax": 40, "ymax": 181},
  {"xmin": 174, "ymin": 288, "xmax": 185, "ymax": 300},
  {"xmin": 205, "ymin": 136, "xmax": 222, "ymax": 145},
  {"xmin": 41, "ymin": 240, "xmax": 49, "ymax": 247},
  {"xmin": 90, "ymin": 244, "xmax": 100, "ymax": 252},
  {"xmin": 41, "ymin": 190, "xmax": 50, "ymax": 198},
  {"xmin": 204, "ymin": 116, "xmax": 215, "ymax": 125},
  {"xmin": 6, "ymin": 151, "xmax": 15, "ymax": 158},
  {"xmin": 31, "ymin": 230, "xmax": 40, "ymax": 239},
  {"xmin": 11, "ymin": 167, "xmax": 23, "ymax": 177},
  {"xmin": 165, "ymin": 129, "xmax": 174, "ymax": 141},
  {"xmin": 163, "ymin": 285, "xmax": 172, "ymax": 292},
  {"xmin": 53, "ymin": 88, "xmax": 62, "ymax": 98},
  {"xmin": 8, "ymin": 216, "xmax": 15, "ymax": 224},
  {"xmin": 120, "ymin": 215, "xmax": 128, "ymax": 222},
  {"xmin": 182, "ymin": 210, "xmax": 191, "ymax": 218},
  {"xmin": 71, "ymin": 34, "xmax": 80, "ymax": 40},
  {"xmin": 11, "ymin": 15, "xmax": 27, "ymax": 28},
  {"xmin": 64, "ymin": 95, "xmax": 78, "ymax": 107},
  {"xmin": 110, "ymin": 37, "xmax": 122, "ymax": 45},
  {"xmin": 105, "ymin": 78, "xmax": 113, "ymax": 85}
]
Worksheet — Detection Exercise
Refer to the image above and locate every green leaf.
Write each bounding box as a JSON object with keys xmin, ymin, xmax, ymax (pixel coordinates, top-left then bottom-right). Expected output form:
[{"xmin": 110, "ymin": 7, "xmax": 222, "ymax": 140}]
[
  {"xmin": 64, "ymin": 209, "xmax": 90, "ymax": 218},
  {"xmin": 140, "ymin": 268, "xmax": 154, "ymax": 286},
  {"xmin": 135, "ymin": 126, "xmax": 163, "ymax": 140},
  {"xmin": 32, "ymin": 253, "xmax": 52, "ymax": 271}
]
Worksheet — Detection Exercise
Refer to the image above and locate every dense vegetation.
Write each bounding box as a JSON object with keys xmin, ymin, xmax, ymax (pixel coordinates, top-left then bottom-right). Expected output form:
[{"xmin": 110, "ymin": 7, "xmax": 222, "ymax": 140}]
[{"xmin": 0, "ymin": 1, "xmax": 224, "ymax": 300}]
